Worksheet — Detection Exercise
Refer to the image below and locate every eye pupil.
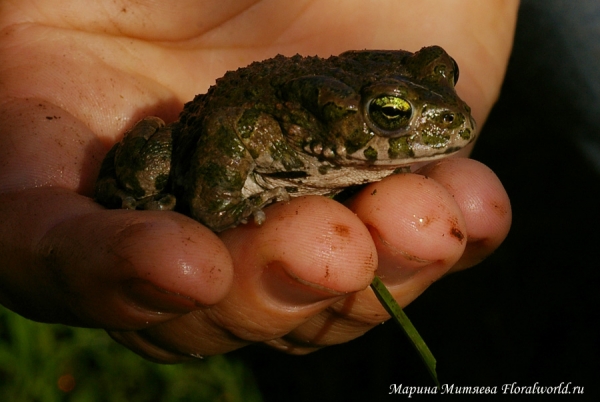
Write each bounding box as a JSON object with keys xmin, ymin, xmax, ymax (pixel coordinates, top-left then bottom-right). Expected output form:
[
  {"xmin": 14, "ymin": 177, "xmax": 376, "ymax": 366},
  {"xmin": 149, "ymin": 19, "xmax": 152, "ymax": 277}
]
[
  {"xmin": 368, "ymin": 96, "xmax": 412, "ymax": 131},
  {"xmin": 443, "ymin": 113, "xmax": 454, "ymax": 124},
  {"xmin": 381, "ymin": 105, "xmax": 404, "ymax": 119}
]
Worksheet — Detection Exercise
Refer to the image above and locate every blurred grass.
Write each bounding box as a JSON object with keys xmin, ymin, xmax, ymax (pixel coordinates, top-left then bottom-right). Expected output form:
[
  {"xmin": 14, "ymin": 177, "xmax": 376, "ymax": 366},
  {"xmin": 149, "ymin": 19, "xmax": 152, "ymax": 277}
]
[{"xmin": 0, "ymin": 307, "xmax": 263, "ymax": 402}]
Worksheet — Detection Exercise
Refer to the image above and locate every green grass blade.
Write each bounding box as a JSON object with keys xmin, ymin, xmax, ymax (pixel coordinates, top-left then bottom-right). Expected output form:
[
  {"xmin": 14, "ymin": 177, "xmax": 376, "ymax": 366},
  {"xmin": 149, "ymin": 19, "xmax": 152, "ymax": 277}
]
[{"xmin": 370, "ymin": 275, "xmax": 439, "ymax": 388}]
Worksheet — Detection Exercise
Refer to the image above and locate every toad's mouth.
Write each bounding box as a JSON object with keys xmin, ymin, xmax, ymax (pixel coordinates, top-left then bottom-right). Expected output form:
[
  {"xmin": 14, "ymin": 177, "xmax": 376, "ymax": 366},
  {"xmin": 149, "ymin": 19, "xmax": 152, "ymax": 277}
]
[{"xmin": 343, "ymin": 123, "xmax": 476, "ymax": 166}]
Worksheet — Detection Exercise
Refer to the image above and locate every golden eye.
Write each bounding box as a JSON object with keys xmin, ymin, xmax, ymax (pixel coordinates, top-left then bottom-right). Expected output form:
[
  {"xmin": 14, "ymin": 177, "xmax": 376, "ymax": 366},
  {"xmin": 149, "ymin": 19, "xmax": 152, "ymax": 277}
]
[{"xmin": 368, "ymin": 96, "xmax": 412, "ymax": 131}]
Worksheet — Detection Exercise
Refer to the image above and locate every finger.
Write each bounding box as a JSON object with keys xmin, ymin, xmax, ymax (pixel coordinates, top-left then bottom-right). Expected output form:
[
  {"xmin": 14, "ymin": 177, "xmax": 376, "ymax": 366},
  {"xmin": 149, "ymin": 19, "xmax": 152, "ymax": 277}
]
[
  {"xmin": 416, "ymin": 158, "xmax": 512, "ymax": 272},
  {"xmin": 281, "ymin": 172, "xmax": 469, "ymax": 346},
  {"xmin": 123, "ymin": 195, "xmax": 378, "ymax": 359},
  {"xmin": 0, "ymin": 187, "xmax": 233, "ymax": 329}
]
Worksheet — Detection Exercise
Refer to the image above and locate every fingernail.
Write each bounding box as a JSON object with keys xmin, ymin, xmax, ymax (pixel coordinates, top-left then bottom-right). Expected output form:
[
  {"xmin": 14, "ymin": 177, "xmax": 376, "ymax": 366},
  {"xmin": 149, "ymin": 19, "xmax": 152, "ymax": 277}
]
[
  {"xmin": 261, "ymin": 262, "xmax": 345, "ymax": 307},
  {"xmin": 125, "ymin": 279, "xmax": 202, "ymax": 314}
]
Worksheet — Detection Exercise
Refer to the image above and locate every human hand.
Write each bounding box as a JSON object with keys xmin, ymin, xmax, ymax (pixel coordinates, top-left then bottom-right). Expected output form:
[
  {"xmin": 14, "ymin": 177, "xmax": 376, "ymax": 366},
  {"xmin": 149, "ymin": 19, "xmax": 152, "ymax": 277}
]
[{"xmin": 0, "ymin": 0, "xmax": 516, "ymax": 361}]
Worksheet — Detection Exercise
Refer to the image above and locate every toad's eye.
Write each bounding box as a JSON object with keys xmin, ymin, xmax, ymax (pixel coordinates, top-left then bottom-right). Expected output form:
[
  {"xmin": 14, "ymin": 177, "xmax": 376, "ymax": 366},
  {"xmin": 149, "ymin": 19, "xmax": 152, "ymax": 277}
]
[
  {"xmin": 368, "ymin": 96, "xmax": 412, "ymax": 132},
  {"xmin": 451, "ymin": 57, "xmax": 460, "ymax": 85}
]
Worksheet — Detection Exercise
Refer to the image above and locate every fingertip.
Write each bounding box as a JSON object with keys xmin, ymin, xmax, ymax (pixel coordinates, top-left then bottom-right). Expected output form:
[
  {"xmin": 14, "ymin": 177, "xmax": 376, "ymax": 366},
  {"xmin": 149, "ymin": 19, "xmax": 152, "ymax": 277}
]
[
  {"xmin": 42, "ymin": 207, "xmax": 234, "ymax": 329},
  {"xmin": 106, "ymin": 211, "xmax": 234, "ymax": 305},
  {"xmin": 223, "ymin": 196, "xmax": 378, "ymax": 295},
  {"xmin": 347, "ymin": 173, "xmax": 468, "ymax": 283},
  {"xmin": 207, "ymin": 196, "xmax": 379, "ymax": 342},
  {"xmin": 417, "ymin": 158, "xmax": 512, "ymax": 270}
]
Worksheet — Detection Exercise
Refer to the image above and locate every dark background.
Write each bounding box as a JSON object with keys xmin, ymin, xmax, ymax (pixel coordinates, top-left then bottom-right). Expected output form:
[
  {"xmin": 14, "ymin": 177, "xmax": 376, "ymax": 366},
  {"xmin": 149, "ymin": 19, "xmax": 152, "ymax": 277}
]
[{"xmin": 236, "ymin": 2, "xmax": 600, "ymax": 400}]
